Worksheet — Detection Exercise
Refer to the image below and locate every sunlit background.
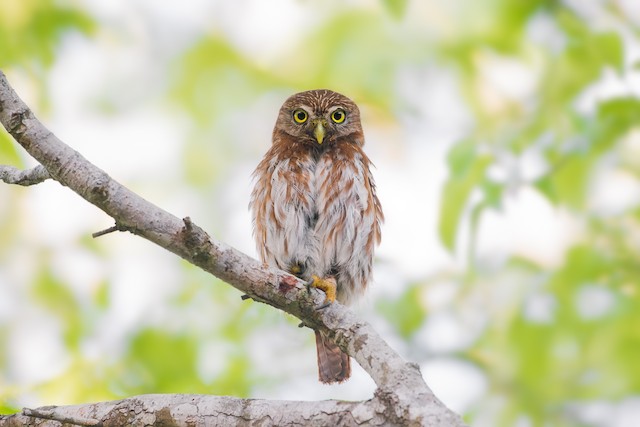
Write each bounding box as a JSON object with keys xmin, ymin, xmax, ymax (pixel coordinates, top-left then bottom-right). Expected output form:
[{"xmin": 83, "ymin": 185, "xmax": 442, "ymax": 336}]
[{"xmin": 1, "ymin": 1, "xmax": 640, "ymax": 426}]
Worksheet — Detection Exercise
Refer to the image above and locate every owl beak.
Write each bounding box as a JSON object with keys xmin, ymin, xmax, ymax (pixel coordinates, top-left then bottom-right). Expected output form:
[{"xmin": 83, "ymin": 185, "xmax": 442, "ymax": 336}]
[{"xmin": 313, "ymin": 121, "xmax": 326, "ymax": 144}]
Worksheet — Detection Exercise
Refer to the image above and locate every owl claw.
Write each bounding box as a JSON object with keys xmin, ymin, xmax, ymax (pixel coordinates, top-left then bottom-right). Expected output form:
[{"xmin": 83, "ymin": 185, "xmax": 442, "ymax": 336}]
[
  {"xmin": 307, "ymin": 275, "xmax": 337, "ymax": 309},
  {"xmin": 316, "ymin": 300, "xmax": 331, "ymax": 310}
]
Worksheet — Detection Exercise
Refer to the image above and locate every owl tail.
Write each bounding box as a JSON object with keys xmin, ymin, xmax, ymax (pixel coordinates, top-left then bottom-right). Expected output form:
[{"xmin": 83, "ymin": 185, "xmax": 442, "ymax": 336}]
[{"xmin": 315, "ymin": 330, "xmax": 351, "ymax": 384}]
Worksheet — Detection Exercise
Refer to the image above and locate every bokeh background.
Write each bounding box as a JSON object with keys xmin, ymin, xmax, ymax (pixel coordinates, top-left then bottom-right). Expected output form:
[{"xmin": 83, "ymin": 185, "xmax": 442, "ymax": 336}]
[{"xmin": 1, "ymin": 1, "xmax": 640, "ymax": 426}]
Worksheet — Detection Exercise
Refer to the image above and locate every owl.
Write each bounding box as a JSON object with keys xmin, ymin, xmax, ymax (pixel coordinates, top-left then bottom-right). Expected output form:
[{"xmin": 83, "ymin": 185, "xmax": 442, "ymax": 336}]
[{"xmin": 250, "ymin": 89, "xmax": 383, "ymax": 383}]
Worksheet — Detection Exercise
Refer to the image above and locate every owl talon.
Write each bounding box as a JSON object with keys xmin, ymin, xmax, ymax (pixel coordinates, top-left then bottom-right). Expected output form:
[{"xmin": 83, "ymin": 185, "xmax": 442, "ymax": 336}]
[
  {"xmin": 316, "ymin": 301, "xmax": 331, "ymax": 310},
  {"xmin": 307, "ymin": 275, "xmax": 337, "ymax": 309}
]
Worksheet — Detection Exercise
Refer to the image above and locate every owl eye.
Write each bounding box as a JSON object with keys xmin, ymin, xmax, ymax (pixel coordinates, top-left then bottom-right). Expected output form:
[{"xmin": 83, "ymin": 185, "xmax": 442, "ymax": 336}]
[
  {"xmin": 331, "ymin": 109, "xmax": 346, "ymax": 124},
  {"xmin": 293, "ymin": 109, "xmax": 308, "ymax": 124}
]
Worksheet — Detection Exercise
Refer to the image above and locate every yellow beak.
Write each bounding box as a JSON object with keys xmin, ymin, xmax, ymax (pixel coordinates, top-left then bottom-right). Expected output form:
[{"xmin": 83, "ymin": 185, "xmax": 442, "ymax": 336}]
[{"xmin": 313, "ymin": 121, "xmax": 326, "ymax": 144}]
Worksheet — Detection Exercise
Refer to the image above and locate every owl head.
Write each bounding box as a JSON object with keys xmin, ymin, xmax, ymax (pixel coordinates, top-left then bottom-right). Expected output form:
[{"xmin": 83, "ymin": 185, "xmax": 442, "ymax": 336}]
[{"xmin": 274, "ymin": 89, "xmax": 364, "ymax": 147}]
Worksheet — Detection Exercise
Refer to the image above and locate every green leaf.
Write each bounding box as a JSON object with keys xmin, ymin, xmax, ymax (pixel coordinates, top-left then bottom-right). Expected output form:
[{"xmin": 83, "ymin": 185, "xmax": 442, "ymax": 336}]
[
  {"xmin": 124, "ymin": 329, "xmax": 204, "ymax": 393},
  {"xmin": 558, "ymin": 10, "xmax": 623, "ymax": 69},
  {"xmin": 287, "ymin": 11, "xmax": 412, "ymax": 109},
  {"xmin": 377, "ymin": 285, "xmax": 426, "ymax": 339},
  {"xmin": 32, "ymin": 267, "xmax": 83, "ymax": 350},
  {"xmin": 0, "ymin": 0, "xmax": 94, "ymax": 69},
  {"xmin": 546, "ymin": 153, "xmax": 595, "ymax": 209},
  {"xmin": 597, "ymin": 98, "xmax": 640, "ymax": 129},
  {"xmin": 549, "ymin": 245, "xmax": 612, "ymax": 297},
  {"xmin": 0, "ymin": 129, "xmax": 21, "ymax": 166},
  {"xmin": 93, "ymin": 281, "xmax": 109, "ymax": 309},
  {"xmin": 0, "ymin": 402, "xmax": 19, "ymax": 415},
  {"xmin": 208, "ymin": 355, "xmax": 253, "ymax": 397},
  {"xmin": 447, "ymin": 139, "xmax": 477, "ymax": 175},
  {"xmin": 170, "ymin": 37, "xmax": 277, "ymax": 126},
  {"xmin": 381, "ymin": 0, "xmax": 409, "ymax": 19},
  {"xmin": 482, "ymin": 180, "xmax": 504, "ymax": 209},
  {"xmin": 439, "ymin": 140, "xmax": 492, "ymax": 252},
  {"xmin": 535, "ymin": 98, "xmax": 639, "ymax": 209}
]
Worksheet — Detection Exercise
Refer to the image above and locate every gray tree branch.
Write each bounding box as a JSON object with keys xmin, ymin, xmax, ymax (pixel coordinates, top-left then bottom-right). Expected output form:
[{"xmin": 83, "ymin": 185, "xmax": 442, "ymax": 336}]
[
  {"xmin": 6, "ymin": 395, "xmax": 379, "ymax": 426},
  {"xmin": 0, "ymin": 164, "xmax": 50, "ymax": 185},
  {"xmin": 0, "ymin": 70, "xmax": 467, "ymax": 427}
]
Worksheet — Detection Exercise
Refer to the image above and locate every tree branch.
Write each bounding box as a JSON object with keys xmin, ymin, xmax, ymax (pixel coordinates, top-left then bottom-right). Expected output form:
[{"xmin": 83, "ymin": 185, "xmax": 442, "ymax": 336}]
[
  {"xmin": 0, "ymin": 164, "xmax": 50, "ymax": 185},
  {"xmin": 2, "ymin": 394, "xmax": 383, "ymax": 426},
  {"xmin": 0, "ymin": 70, "xmax": 467, "ymax": 427}
]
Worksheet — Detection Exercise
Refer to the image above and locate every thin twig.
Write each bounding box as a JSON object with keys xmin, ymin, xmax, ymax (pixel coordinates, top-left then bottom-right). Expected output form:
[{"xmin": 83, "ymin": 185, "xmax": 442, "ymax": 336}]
[
  {"xmin": 0, "ymin": 164, "xmax": 50, "ymax": 186},
  {"xmin": 23, "ymin": 407, "xmax": 101, "ymax": 426},
  {"xmin": 92, "ymin": 225, "xmax": 120, "ymax": 238}
]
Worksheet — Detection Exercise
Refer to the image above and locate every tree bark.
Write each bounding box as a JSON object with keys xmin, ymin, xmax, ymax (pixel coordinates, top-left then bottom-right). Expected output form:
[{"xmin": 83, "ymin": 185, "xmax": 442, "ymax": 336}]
[{"xmin": 0, "ymin": 70, "xmax": 468, "ymax": 427}]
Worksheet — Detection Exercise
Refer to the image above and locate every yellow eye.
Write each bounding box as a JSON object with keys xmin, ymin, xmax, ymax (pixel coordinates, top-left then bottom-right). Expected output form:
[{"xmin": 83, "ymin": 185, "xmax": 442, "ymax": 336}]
[
  {"xmin": 293, "ymin": 109, "xmax": 308, "ymax": 124},
  {"xmin": 331, "ymin": 109, "xmax": 346, "ymax": 124}
]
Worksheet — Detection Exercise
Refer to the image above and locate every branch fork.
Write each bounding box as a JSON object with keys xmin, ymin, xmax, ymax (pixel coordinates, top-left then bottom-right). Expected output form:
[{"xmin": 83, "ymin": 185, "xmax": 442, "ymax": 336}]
[{"xmin": 0, "ymin": 164, "xmax": 50, "ymax": 186}]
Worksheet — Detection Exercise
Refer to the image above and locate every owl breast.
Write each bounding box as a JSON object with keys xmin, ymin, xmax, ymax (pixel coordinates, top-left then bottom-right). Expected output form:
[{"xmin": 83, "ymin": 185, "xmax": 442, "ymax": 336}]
[{"xmin": 251, "ymin": 141, "xmax": 381, "ymax": 305}]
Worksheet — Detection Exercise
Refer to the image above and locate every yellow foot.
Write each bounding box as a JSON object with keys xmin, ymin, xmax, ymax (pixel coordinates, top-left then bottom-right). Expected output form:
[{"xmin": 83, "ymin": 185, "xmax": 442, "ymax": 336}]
[{"xmin": 307, "ymin": 275, "xmax": 337, "ymax": 309}]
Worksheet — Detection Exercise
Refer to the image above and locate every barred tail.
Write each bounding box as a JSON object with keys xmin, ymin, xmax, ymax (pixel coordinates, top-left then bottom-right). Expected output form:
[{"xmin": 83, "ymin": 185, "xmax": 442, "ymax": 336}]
[{"xmin": 315, "ymin": 330, "xmax": 350, "ymax": 383}]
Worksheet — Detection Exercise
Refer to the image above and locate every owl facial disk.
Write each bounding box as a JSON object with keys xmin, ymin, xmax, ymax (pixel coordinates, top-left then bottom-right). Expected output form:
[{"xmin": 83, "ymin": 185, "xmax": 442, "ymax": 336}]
[{"xmin": 312, "ymin": 119, "xmax": 326, "ymax": 144}]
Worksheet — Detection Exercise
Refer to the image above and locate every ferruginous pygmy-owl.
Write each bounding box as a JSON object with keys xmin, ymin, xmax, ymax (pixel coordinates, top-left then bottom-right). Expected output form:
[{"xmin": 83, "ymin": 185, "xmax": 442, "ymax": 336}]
[{"xmin": 250, "ymin": 89, "xmax": 383, "ymax": 384}]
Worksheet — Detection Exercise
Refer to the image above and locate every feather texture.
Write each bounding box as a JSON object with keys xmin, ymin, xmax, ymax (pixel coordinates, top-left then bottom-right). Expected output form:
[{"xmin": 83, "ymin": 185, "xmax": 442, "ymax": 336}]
[
  {"xmin": 250, "ymin": 90, "xmax": 383, "ymax": 383},
  {"xmin": 315, "ymin": 330, "xmax": 350, "ymax": 383}
]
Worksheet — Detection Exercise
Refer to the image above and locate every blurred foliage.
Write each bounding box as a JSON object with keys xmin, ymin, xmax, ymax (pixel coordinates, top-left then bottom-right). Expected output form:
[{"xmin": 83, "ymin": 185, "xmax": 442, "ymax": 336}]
[
  {"xmin": 0, "ymin": 129, "xmax": 21, "ymax": 166},
  {"xmin": 1, "ymin": 1, "xmax": 639, "ymax": 427},
  {"xmin": 169, "ymin": 10, "xmax": 409, "ymax": 188},
  {"xmin": 377, "ymin": 284, "xmax": 426, "ymax": 339},
  {"xmin": 381, "ymin": 0, "xmax": 409, "ymax": 20},
  {"xmin": 429, "ymin": 1, "xmax": 640, "ymax": 426},
  {"xmin": 0, "ymin": 0, "xmax": 93, "ymax": 113},
  {"xmin": 0, "ymin": 0, "xmax": 94, "ymax": 69}
]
